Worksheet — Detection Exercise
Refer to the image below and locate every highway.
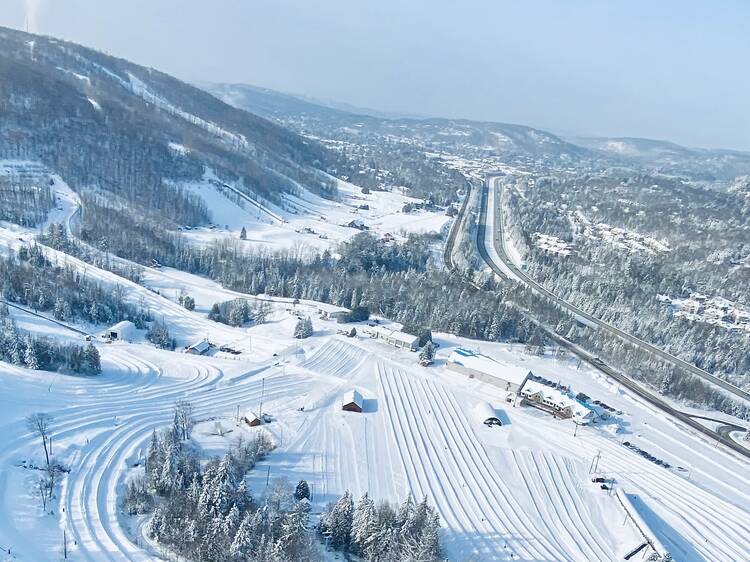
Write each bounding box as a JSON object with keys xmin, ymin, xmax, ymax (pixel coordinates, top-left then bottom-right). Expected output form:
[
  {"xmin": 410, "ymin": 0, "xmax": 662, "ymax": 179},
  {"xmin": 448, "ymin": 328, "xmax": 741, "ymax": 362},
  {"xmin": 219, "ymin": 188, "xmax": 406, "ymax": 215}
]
[
  {"xmin": 462, "ymin": 175, "xmax": 750, "ymax": 460},
  {"xmin": 484, "ymin": 175, "xmax": 750, "ymax": 403}
]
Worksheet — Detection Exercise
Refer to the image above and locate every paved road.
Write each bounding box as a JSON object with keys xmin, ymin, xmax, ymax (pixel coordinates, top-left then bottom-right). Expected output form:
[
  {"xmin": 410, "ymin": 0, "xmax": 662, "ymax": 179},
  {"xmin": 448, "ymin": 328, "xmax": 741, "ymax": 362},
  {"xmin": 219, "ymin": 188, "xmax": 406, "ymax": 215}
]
[
  {"xmin": 485, "ymin": 176, "xmax": 750, "ymax": 404},
  {"xmin": 469, "ymin": 176, "xmax": 750, "ymax": 461},
  {"xmin": 443, "ymin": 182, "xmax": 474, "ymax": 272}
]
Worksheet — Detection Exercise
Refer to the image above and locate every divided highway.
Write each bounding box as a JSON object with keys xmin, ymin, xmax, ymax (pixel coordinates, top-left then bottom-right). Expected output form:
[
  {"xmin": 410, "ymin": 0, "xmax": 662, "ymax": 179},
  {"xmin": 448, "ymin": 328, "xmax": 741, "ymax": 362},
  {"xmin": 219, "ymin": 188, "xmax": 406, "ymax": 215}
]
[
  {"xmin": 459, "ymin": 175, "xmax": 750, "ymax": 460},
  {"xmin": 484, "ymin": 175, "xmax": 750, "ymax": 404}
]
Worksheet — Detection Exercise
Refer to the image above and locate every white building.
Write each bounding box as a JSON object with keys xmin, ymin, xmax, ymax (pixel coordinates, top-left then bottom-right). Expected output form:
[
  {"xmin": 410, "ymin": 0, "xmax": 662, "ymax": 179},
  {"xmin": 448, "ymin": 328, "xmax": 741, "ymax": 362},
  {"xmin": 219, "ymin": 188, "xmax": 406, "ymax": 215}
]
[
  {"xmin": 107, "ymin": 320, "xmax": 135, "ymax": 342},
  {"xmin": 446, "ymin": 348, "xmax": 530, "ymax": 393},
  {"xmin": 369, "ymin": 326, "xmax": 420, "ymax": 351},
  {"xmin": 317, "ymin": 303, "xmax": 350, "ymax": 321},
  {"xmin": 520, "ymin": 380, "xmax": 595, "ymax": 424}
]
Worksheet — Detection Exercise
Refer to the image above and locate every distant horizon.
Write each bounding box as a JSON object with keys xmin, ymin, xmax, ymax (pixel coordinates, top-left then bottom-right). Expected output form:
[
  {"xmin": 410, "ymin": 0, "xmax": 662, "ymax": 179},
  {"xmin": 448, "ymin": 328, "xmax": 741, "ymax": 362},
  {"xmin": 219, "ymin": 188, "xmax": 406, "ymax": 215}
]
[
  {"xmin": 1, "ymin": 0, "xmax": 748, "ymax": 151},
  {"xmin": 210, "ymin": 80, "xmax": 750, "ymax": 154}
]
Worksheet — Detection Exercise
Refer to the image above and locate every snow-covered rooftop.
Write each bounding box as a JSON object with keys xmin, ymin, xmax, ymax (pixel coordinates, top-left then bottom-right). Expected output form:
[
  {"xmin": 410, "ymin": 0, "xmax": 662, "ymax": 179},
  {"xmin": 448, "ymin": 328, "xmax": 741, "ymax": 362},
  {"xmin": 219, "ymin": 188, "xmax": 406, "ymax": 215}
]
[
  {"xmin": 187, "ymin": 339, "xmax": 210, "ymax": 353},
  {"xmin": 448, "ymin": 348, "xmax": 530, "ymax": 386},
  {"xmin": 342, "ymin": 389, "xmax": 363, "ymax": 409},
  {"xmin": 473, "ymin": 401, "xmax": 500, "ymax": 424},
  {"xmin": 109, "ymin": 320, "xmax": 135, "ymax": 331},
  {"xmin": 371, "ymin": 326, "xmax": 420, "ymax": 346},
  {"xmin": 316, "ymin": 302, "xmax": 350, "ymax": 314},
  {"xmin": 520, "ymin": 380, "xmax": 594, "ymax": 422}
]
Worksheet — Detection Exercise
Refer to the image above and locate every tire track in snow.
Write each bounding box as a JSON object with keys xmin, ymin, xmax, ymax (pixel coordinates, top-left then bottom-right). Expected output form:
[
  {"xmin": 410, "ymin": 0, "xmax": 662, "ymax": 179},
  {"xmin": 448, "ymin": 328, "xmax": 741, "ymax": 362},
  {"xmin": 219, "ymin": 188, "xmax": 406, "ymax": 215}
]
[
  {"xmin": 423, "ymin": 377, "xmax": 569, "ymax": 560},
  {"xmin": 379, "ymin": 363, "xmax": 514, "ymax": 558},
  {"xmin": 0, "ymin": 351, "xmax": 308, "ymax": 561}
]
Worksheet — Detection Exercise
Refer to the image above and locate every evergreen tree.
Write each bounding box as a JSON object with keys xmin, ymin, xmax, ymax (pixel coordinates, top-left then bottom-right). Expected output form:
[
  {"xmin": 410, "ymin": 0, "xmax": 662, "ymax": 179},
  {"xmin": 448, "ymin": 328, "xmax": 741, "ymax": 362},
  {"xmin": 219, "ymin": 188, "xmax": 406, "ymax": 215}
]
[
  {"xmin": 294, "ymin": 317, "xmax": 313, "ymax": 339},
  {"xmin": 320, "ymin": 490, "xmax": 354, "ymax": 550},
  {"xmin": 418, "ymin": 342, "xmax": 435, "ymax": 364},
  {"xmin": 352, "ymin": 493, "xmax": 377, "ymax": 556},
  {"xmin": 24, "ymin": 335, "xmax": 39, "ymax": 370},
  {"xmin": 294, "ymin": 480, "xmax": 310, "ymax": 502},
  {"xmin": 208, "ymin": 303, "xmax": 221, "ymax": 321},
  {"xmin": 82, "ymin": 343, "xmax": 101, "ymax": 375}
]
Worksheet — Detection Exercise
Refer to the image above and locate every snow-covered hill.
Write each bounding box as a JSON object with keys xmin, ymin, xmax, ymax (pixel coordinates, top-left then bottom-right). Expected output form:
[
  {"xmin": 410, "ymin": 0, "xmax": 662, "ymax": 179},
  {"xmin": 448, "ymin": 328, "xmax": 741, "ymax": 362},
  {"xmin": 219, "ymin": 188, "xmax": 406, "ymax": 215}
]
[{"xmin": 1, "ymin": 223, "xmax": 749, "ymax": 560}]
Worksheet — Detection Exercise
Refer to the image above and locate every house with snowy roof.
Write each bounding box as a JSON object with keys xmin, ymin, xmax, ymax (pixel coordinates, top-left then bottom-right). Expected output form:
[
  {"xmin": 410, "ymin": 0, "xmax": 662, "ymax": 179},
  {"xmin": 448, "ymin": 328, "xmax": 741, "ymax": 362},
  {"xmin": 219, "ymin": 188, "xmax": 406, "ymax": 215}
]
[
  {"xmin": 342, "ymin": 389, "xmax": 364, "ymax": 413},
  {"xmin": 520, "ymin": 380, "xmax": 595, "ymax": 424},
  {"xmin": 185, "ymin": 339, "xmax": 210, "ymax": 356}
]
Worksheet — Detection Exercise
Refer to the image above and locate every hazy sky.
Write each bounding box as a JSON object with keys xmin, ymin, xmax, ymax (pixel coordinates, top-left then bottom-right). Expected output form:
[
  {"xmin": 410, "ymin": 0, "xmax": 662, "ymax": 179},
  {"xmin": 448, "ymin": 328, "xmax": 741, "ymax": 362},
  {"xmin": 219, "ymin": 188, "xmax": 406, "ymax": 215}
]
[{"xmin": 2, "ymin": 0, "xmax": 749, "ymax": 150}]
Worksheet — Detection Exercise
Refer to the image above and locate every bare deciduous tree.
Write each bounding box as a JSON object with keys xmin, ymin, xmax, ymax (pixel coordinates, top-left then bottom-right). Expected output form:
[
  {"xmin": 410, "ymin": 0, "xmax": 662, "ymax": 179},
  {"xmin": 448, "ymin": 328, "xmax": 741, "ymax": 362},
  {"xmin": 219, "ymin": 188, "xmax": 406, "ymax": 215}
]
[{"xmin": 26, "ymin": 413, "xmax": 53, "ymax": 467}]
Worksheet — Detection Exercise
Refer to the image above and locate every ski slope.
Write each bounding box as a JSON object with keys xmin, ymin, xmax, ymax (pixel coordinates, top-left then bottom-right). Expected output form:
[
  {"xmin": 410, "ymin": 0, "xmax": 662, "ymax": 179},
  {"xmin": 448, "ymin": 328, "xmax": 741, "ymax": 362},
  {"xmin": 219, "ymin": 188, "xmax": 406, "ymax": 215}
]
[
  {"xmin": 180, "ymin": 172, "xmax": 451, "ymax": 252},
  {"xmin": 1, "ymin": 170, "xmax": 749, "ymax": 561},
  {"xmin": 2, "ymin": 262, "xmax": 750, "ymax": 560}
]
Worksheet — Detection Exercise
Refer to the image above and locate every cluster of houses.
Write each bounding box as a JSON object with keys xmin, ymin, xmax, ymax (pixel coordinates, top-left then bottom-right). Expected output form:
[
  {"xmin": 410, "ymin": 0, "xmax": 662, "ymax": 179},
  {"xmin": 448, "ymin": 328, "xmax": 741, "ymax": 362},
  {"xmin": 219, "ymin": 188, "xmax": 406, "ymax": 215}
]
[
  {"xmin": 534, "ymin": 233, "xmax": 574, "ymax": 257},
  {"xmin": 658, "ymin": 293, "xmax": 750, "ymax": 335},
  {"xmin": 569, "ymin": 211, "xmax": 670, "ymax": 255},
  {"xmin": 594, "ymin": 222, "xmax": 670, "ymax": 254},
  {"xmin": 447, "ymin": 348, "xmax": 601, "ymax": 425}
]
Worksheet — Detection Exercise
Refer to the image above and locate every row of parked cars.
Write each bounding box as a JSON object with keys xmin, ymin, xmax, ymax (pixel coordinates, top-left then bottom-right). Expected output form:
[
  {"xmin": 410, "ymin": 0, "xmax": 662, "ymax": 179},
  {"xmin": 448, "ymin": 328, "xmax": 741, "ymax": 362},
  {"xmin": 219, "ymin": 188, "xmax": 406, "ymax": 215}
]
[{"xmin": 623, "ymin": 441, "xmax": 672, "ymax": 469}]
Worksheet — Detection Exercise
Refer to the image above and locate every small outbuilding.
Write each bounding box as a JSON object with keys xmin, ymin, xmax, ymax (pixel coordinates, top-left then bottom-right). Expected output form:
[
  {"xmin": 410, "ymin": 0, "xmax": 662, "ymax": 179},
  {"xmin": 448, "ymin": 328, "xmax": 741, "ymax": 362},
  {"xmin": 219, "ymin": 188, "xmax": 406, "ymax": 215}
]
[
  {"xmin": 243, "ymin": 412, "xmax": 262, "ymax": 427},
  {"xmin": 342, "ymin": 389, "xmax": 364, "ymax": 413},
  {"xmin": 474, "ymin": 402, "xmax": 503, "ymax": 427},
  {"xmin": 107, "ymin": 320, "xmax": 136, "ymax": 342},
  {"xmin": 186, "ymin": 339, "xmax": 210, "ymax": 355},
  {"xmin": 345, "ymin": 219, "xmax": 368, "ymax": 230}
]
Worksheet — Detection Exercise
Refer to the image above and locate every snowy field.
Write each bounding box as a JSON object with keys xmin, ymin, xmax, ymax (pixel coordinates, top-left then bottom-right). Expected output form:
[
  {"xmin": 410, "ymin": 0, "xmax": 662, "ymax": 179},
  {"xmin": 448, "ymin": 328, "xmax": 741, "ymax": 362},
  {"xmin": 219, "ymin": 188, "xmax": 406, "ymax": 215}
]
[
  {"xmin": 180, "ymin": 172, "xmax": 452, "ymax": 252},
  {"xmin": 1, "ymin": 162, "xmax": 749, "ymax": 561},
  {"xmin": 1, "ymin": 253, "xmax": 749, "ymax": 561}
]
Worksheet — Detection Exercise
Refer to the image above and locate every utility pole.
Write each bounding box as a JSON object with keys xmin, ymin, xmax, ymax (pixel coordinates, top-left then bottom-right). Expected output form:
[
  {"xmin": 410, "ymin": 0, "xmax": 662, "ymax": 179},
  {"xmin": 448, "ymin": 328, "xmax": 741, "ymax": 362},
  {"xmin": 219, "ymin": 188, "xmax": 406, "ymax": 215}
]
[
  {"xmin": 236, "ymin": 405, "xmax": 240, "ymax": 425},
  {"xmin": 63, "ymin": 529, "xmax": 68, "ymax": 559},
  {"xmin": 266, "ymin": 465, "xmax": 270, "ymax": 486},
  {"xmin": 573, "ymin": 423, "xmax": 579, "ymax": 437},
  {"xmin": 259, "ymin": 378, "xmax": 265, "ymax": 419},
  {"xmin": 589, "ymin": 451, "xmax": 601, "ymax": 474}
]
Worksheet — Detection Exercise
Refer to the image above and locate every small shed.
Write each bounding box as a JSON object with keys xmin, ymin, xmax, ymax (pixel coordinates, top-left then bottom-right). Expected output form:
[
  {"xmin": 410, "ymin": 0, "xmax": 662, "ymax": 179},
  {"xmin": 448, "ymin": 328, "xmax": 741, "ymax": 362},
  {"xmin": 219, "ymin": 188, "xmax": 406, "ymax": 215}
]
[
  {"xmin": 186, "ymin": 339, "xmax": 210, "ymax": 355},
  {"xmin": 474, "ymin": 402, "xmax": 502, "ymax": 427},
  {"xmin": 243, "ymin": 413, "xmax": 262, "ymax": 427},
  {"xmin": 107, "ymin": 320, "xmax": 135, "ymax": 342},
  {"xmin": 346, "ymin": 219, "xmax": 368, "ymax": 230},
  {"xmin": 342, "ymin": 389, "xmax": 364, "ymax": 413}
]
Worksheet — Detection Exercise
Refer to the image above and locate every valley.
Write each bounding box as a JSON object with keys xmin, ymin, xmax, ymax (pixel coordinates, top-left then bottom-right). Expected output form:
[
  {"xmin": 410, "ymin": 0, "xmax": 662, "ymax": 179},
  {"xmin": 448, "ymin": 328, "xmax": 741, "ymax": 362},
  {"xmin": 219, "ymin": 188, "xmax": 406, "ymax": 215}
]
[{"xmin": 0, "ymin": 21, "xmax": 748, "ymax": 562}]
